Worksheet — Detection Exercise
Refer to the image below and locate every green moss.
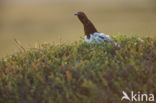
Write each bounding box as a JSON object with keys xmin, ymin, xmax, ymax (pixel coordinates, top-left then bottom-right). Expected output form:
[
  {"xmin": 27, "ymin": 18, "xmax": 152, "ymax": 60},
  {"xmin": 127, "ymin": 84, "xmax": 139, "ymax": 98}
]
[{"xmin": 0, "ymin": 35, "xmax": 156, "ymax": 103}]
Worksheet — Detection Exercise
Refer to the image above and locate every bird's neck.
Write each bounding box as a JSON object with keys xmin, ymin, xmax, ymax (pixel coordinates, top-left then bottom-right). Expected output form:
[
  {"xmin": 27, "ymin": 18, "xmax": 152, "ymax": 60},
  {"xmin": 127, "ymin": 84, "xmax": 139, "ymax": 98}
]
[{"xmin": 82, "ymin": 19, "xmax": 98, "ymax": 39}]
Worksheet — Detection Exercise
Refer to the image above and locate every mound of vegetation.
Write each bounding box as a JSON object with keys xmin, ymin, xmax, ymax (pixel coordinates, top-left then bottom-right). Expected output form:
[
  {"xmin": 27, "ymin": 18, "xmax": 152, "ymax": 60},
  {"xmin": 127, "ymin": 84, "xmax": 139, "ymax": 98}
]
[{"xmin": 0, "ymin": 35, "xmax": 156, "ymax": 103}]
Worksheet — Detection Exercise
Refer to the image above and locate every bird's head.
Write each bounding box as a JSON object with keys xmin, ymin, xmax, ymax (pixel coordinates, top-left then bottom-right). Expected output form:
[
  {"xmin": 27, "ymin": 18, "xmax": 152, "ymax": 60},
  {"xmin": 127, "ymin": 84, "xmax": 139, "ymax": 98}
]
[
  {"xmin": 74, "ymin": 11, "xmax": 86, "ymax": 17},
  {"xmin": 74, "ymin": 11, "xmax": 88, "ymax": 24},
  {"xmin": 74, "ymin": 11, "xmax": 98, "ymax": 38}
]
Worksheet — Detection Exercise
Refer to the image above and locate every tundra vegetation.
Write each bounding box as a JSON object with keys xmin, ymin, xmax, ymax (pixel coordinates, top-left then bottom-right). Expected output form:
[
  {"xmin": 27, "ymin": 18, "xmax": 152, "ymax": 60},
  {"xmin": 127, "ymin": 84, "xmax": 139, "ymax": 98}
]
[{"xmin": 0, "ymin": 35, "xmax": 156, "ymax": 103}]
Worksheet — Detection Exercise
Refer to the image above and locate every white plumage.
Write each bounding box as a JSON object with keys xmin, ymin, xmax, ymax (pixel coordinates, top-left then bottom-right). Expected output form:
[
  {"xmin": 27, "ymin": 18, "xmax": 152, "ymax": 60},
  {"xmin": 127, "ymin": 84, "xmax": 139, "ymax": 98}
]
[
  {"xmin": 84, "ymin": 32, "xmax": 120, "ymax": 47},
  {"xmin": 84, "ymin": 32, "xmax": 111, "ymax": 44}
]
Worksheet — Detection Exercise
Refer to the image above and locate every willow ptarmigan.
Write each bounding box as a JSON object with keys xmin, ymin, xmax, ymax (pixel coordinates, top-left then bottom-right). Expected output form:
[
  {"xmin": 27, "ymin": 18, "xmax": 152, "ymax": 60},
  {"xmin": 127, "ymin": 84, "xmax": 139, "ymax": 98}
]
[{"xmin": 75, "ymin": 11, "xmax": 119, "ymax": 47}]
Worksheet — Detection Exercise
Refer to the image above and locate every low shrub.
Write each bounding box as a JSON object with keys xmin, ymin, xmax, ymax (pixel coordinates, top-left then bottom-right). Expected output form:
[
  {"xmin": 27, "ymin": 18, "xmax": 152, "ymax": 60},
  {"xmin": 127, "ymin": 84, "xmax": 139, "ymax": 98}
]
[{"xmin": 0, "ymin": 35, "xmax": 156, "ymax": 103}]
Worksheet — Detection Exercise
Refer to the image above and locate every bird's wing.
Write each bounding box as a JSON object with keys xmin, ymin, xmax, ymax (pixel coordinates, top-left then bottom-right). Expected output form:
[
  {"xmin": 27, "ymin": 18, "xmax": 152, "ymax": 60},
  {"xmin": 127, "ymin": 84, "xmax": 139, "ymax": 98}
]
[{"xmin": 97, "ymin": 33, "xmax": 112, "ymax": 41}]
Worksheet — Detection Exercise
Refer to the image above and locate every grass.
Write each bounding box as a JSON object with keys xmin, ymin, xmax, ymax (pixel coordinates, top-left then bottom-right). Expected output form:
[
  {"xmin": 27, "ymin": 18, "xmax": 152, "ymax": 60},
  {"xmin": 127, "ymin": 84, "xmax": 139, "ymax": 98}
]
[{"xmin": 0, "ymin": 35, "xmax": 156, "ymax": 103}]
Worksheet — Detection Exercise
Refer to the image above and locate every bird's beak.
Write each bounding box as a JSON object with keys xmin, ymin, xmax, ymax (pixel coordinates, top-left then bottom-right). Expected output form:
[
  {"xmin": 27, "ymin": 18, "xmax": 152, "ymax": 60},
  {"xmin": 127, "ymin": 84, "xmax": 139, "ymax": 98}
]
[{"xmin": 74, "ymin": 13, "xmax": 78, "ymax": 16}]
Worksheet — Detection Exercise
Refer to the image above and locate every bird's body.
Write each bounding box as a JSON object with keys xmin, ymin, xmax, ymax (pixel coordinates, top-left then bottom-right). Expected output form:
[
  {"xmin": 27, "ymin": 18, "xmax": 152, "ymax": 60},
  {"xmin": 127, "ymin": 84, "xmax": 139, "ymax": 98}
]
[
  {"xmin": 85, "ymin": 32, "xmax": 119, "ymax": 47},
  {"xmin": 75, "ymin": 11, "xmax": 119, "ymax": 47},
  {"xmin": 84, "ymin": 32, "xmax": 112, "ymax": 44}
]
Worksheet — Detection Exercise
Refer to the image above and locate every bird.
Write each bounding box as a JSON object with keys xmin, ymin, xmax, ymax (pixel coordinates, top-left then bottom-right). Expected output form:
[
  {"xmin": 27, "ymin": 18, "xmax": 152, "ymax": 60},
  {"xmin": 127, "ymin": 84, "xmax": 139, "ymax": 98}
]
[{"xmin": 74, "ymin": 11, "xmax": 119, "ymax": 47}]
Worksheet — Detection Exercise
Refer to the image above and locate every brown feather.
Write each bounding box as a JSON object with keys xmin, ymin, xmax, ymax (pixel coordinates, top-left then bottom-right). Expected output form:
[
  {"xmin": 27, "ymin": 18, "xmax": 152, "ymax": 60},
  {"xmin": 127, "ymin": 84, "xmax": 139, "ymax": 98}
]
[{"xmin": 76, "ymin": 12, "xmax": 98, "ymax": 39}]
